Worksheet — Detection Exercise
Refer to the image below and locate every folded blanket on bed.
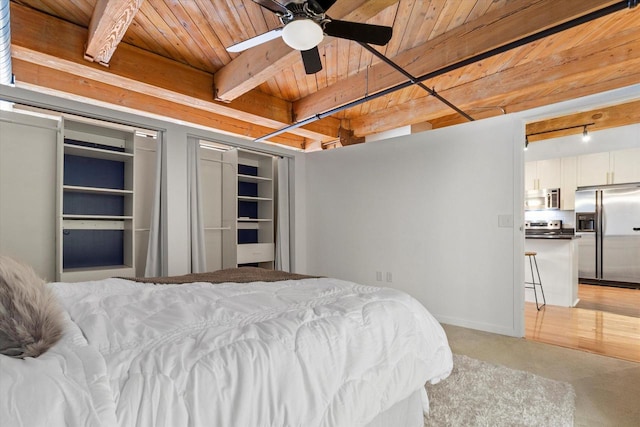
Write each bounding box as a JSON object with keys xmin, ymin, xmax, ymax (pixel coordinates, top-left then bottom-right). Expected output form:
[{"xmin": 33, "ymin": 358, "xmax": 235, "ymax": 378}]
[{"xmin": 124, "ymin": 266, "xmax": 319, "ymax": 284}]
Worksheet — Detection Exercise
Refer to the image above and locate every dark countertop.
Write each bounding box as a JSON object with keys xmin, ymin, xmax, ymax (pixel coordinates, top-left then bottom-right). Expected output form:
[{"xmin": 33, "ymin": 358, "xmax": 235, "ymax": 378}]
[
  {"xmin": 526, "ymin": 227, "xmax": 580, "ymax": 240},
  {"xmin": 526, "ymin": 235, "xmax": 581, "ymax": 240}
]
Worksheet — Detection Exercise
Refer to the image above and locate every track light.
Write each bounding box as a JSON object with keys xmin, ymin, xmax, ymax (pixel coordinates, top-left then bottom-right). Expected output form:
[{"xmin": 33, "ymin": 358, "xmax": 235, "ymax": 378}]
[{"xmin": 525, "ymin": 122, "xmax": 595, "ymax": 144}]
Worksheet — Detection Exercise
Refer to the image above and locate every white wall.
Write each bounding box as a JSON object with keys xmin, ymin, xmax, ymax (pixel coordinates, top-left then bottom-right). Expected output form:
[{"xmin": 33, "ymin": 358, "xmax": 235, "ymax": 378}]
[{"xmin": 304, "ymin": 115, "xmax": 525, "ymax": 336}]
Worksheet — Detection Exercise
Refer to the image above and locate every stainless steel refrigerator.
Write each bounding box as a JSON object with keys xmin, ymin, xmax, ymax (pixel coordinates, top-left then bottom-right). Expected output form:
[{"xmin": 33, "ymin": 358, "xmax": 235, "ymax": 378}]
[{"xmin": 575, "ymin": 183, "xmax": 640, "ymax": 286}]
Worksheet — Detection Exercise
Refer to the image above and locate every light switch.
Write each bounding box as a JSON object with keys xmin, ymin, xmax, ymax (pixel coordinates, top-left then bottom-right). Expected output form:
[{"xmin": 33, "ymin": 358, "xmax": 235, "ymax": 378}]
[{"xmin": 498, "ymin": 214, "xmax": 514, "ymax": 228}]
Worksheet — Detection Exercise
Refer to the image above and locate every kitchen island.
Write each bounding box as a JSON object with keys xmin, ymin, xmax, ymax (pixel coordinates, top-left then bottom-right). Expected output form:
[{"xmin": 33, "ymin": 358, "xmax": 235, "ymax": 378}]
[{"xmin": 525, "ymin": 235, "xmax": 580, "ymax": 307}]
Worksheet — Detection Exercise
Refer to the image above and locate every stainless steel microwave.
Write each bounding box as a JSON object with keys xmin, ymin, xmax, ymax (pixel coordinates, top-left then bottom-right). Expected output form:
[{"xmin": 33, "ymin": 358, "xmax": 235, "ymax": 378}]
[{"xmin": 525, "ymin": 188, "xmax": 560, "ymax": 211}]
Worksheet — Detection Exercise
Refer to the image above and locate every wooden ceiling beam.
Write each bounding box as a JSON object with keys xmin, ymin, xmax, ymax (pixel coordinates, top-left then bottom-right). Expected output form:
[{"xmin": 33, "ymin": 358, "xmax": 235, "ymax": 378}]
[
  {"xmin": 525, "ymin": 100, "xmax": 640, "ymax": 142},
  {"xmin": 348, "ymin": 23, "xmax": 640, "ymax": 136},
  {"xmin": 9, "ymin": 3, "xmax": 339, "ymax": 143},
  {"xmin": 85, "ymin": 0, "xmax": 144, "ymax": 66},
  {"xmin": 293, "ymin": 0, "xmax": 623, "ymax": 122},
  {"xmin": 213, "ymin": 0, "xmax": 398, "ymax": 102},
  {"xmin": 12, "ymin": 59, "xmax": 306, "ymax": 148},
  {"xmin": 353, "ymin": 60, "xmax": 640, "ymax": 137}
]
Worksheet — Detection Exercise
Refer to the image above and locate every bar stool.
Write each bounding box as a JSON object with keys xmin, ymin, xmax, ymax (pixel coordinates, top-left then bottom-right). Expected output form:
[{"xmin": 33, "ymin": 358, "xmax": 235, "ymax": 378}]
[{"xmin": 525, "ymin": 251, "xmax": 546, "ymax": 310}]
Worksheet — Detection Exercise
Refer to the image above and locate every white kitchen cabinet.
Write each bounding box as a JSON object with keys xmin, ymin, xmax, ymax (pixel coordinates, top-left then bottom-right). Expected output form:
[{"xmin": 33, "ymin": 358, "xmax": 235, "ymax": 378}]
[
  {"xmin": 525, "ymin": 238, "xmax": 579, "ymax": 307},
  {"xmin": 525, "ymin": 159, "xmax": 561, "ymax": 191},
  {"xmin": 577, "ymin": 152, "xmax": 610, "ymax": 186},
  {"xmin": 610, "ymin": 147, "xmax": 640, "ymax": 184},
  {"xmin": 578, "ymin": 148, "xmax": 640, "ymax": 187},
  {"xmin": 525, "ymin": 162, "xmax": 537, "ymax": 191},
  {"xmin": 561, "ymin": 156, "xmax": 577, "ymax": 210},
  {"xmin": 538, "ymin": 158, "xmax": 562, "ymax": 189}
]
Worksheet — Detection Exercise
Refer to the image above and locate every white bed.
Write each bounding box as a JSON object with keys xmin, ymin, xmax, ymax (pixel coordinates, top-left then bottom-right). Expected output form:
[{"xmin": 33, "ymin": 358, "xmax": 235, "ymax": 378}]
[{"xmin": 0, "ymin": 269, "xmax": 452, "ymax": 427}]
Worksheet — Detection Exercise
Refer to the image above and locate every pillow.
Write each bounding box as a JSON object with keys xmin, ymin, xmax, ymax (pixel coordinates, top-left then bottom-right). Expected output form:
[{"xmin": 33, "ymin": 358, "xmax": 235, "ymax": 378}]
[{"xmin": 0, "ymin": 256, "xmax": 64, "ymax": 358}]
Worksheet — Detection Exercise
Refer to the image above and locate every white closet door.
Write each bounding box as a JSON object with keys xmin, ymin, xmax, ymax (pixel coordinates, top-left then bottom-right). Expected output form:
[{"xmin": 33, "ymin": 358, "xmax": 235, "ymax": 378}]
[
  {"xmin": 134, "ymin": 135, "xmax": 158, "ymax": 276},
  {"xmin": 200, "ymin": 146, "xmax": 225, "ymax": 271},
  {"xmin": 0, "ymin": 111, "xmax": 59, "ymax": 280}
]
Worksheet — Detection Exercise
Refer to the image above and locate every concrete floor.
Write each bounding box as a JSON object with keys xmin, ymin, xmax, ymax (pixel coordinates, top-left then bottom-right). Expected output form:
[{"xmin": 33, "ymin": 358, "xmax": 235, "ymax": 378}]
[{"xmin": 442, "ymin": 324, "xmax": 640, "ymax": 427}]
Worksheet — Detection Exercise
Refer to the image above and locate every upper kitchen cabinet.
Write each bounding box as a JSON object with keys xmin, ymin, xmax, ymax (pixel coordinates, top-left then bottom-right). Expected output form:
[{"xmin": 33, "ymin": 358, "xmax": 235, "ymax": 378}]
[
  {"xmin": 577, "ymin": 148, "xmax": 640, "ymax": 186},
  {"xmin": 525, "ymin": 159, "xmax": 561, "ymax": 191},
  {"xmin": 577, "ymin": 152, "xmax": 612, "ymax": 186},
  {"xmin": 611, "ymin": 148, "xmax": 640, "ymax": 184},
  {"xmin": 561, "ymin": 157, "xmax": 577, "ymax": 210}
]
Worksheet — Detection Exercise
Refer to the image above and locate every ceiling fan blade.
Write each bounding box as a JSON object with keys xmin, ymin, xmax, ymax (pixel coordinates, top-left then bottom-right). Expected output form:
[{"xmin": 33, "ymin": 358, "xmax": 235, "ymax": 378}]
[
  {"xmin": 226, "ymin": 28, "xmax": 283, "ymax": 53},
  {"xmin": 252, "ymin": 0, "xmax": 289, "ymax": 16},
  {"xmin": 324, "ymin": 20, "xmax": 393, "ymax": 46},
  {"xmin": 308, "ymin": 0, "xmax": 338, "ymax": 13},
  {"xmin": 301, "ymin": 47, "xmax": 322, "ymax": 74}
]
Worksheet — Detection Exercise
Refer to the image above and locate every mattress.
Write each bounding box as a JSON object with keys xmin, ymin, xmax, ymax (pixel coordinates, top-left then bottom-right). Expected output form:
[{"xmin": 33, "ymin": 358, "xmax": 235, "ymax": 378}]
[{"xmin": 0, "ymin": 274, "xmax": 452, "ymax": 426}]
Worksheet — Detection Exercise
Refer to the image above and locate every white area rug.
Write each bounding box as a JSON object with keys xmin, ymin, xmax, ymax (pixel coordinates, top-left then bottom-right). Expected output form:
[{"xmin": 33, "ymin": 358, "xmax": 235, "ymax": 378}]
[{"xmin": 424, "ymin": 354, "xmax": 575, "ymax": 427}]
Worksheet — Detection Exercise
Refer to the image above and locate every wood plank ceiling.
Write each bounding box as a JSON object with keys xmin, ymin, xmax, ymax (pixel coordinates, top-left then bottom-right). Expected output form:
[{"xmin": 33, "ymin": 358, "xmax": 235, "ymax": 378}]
[{"xmin": 7, "ymin": 0, "xmax": 640, "ymax": 150}]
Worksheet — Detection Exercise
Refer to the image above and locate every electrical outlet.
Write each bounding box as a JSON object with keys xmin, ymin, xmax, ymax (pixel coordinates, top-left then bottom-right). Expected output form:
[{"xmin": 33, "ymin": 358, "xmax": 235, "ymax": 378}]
[
  {"xmin": 386, "ymin": 272, "xmax": 392, "ymax": 283},
  {"xmin": 376, "ymin": 271, "xmax": 383, "ymax": 281}
]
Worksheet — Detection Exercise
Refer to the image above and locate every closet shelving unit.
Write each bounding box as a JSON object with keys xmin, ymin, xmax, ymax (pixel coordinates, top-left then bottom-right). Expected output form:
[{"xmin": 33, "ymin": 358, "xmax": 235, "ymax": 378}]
[
  {"xmin": 224, "ymin": 148, "xmax": 275, "ymax": 269},
  {"xmin": 57, "ymin": 119, "xmax": 136, "ymax": 281}
]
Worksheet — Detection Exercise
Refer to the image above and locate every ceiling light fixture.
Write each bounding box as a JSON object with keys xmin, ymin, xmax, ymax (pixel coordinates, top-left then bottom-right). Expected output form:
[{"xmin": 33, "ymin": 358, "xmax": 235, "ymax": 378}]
[
  {"xmin": 281, "ymin": 19, "xmax": 324, "ymax": 51},
  {"xmin": 525, "ymin": 122, "xmax": 595, "ymax": 145}
]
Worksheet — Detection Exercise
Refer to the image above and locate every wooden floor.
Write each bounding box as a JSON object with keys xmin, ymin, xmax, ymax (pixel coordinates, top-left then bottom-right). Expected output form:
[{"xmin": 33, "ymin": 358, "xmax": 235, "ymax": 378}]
[
  {"xmin": 525, "ymin": 284, "xmax": 640, "ymax": 363},
  {"xmin": 575, "ymin": 284, "xmax": 640, "ymax": 318}
]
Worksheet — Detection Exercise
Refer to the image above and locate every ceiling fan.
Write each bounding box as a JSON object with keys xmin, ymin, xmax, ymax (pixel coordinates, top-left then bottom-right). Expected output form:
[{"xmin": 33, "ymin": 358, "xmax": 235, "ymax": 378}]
[{"xmin": 226, "ymin": 0, "xmax": 393, "ymax": 74}]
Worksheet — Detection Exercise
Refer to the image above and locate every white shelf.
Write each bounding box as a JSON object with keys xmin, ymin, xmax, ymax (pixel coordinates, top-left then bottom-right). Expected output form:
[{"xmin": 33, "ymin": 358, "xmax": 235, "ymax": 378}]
[
  {"xmin": 63, "ymin": 185, "xmax": 133, "ymax": 195},
  {"xmin": 63, "ymin": 219, "xmax": 128, "ymax": 230},
  {"xmin": 60, "ymin": 265, "xmax": 135, "ymax": 282},
  {"xmin": 237, "ymin": 220, "xmax": 272, "ymax": 230},
  {"xmin": 64, "ymin": 143, "xmax": 133, "ymax": 162},
  {"xmin": 238, "ymin": 173, "xmax": 272, "ymax": 183},
  {"xmin": 237, "ymin": 243, "xmax": 275, "ymax": 264},
  {"xmin": 63, "ymin": 214, "xmax": 132, "ymax": 220},
  {"xmin": 62, "ymin": 264, "xmax": 132, "ymax": 273}
]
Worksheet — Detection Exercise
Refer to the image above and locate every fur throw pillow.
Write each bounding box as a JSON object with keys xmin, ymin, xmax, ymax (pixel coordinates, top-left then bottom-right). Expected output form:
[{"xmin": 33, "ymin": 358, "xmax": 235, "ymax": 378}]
[{"xmin": 0, "ymin": 256, "xmax": 64, "ymax": 358}]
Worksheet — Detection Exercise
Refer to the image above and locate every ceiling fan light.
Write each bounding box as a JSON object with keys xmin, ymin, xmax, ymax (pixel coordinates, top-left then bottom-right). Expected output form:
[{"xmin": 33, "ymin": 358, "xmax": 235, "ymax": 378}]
[{"xmin": 282, "ymin": 19, "xmax": 324, "ymax": 51}]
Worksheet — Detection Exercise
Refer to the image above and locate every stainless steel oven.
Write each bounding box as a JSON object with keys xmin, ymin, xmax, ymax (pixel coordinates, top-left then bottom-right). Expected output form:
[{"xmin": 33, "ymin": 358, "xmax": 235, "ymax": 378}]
[{"xmin": 525, "ymin": 220, "xmax": 563, "ymax": 237}]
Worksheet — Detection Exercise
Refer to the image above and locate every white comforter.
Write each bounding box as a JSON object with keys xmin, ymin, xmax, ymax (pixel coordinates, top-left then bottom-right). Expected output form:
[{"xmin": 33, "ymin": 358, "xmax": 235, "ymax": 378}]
[{"xmin": 0, "ymin": 277, "xmax": 452, "ymax": 427}]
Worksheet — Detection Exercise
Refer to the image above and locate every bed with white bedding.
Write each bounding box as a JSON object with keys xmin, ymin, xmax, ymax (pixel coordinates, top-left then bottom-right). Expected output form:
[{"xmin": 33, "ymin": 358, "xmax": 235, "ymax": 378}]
[{"xmin": 0, "ymin": 267, "xmax": 452, "ymax": 427}]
